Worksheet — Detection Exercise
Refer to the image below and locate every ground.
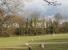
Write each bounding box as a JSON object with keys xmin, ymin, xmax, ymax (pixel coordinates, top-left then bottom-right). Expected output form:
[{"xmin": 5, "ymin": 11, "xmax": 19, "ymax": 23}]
[{"xmin": 0, "ymin": 33, "xmax": 68, "ymax": 50}]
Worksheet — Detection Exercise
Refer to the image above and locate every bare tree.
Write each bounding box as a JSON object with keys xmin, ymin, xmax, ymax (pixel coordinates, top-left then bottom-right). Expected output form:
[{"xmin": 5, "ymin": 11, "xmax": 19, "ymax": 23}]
[{"xmin": 0, "ymin": 0, "xmax": 24, "ymax": 16}]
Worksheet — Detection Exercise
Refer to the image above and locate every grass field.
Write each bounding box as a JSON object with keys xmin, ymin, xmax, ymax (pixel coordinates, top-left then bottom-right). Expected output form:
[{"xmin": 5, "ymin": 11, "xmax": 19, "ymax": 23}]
[{"xmin": 0, "ymin": 33, "xmax": 68, "ymax": 50}]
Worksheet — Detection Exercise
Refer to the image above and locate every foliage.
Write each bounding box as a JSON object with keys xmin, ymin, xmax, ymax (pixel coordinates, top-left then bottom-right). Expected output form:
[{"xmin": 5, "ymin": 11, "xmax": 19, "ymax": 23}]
[{"xmin": 0, "ymin": 8, "xmax": 68, "ymax": 36}]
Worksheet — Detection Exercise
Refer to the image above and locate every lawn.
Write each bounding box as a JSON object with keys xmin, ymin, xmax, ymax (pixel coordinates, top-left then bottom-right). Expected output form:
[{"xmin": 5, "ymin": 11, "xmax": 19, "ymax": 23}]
[{"xmin": 0, "ymin": 33, "xmax": 68, "ymax": 50}]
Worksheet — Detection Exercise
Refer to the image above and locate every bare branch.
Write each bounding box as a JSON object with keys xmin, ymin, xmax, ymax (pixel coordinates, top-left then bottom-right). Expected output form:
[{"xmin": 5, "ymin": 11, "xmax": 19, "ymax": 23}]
[{"xmin": 43, "ymin": 0, "xmax": 61, "ymax": 6}]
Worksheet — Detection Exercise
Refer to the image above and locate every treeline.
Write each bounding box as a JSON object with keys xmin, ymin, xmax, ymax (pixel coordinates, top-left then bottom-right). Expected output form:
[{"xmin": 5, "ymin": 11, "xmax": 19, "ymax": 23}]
[{"xmin": 0, "ymin": 10, "xmax": 68, "ymax": 37}]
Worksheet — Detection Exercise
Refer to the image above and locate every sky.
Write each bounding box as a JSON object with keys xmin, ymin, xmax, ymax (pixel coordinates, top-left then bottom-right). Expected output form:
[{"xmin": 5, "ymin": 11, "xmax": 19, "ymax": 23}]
[
  {"xmin": 23, "ymin": 0, "xmax": 68, "ymax": 19},
  {"xmin": 0, "ymin": 0, "xmax": 68, "ymax": 19}
]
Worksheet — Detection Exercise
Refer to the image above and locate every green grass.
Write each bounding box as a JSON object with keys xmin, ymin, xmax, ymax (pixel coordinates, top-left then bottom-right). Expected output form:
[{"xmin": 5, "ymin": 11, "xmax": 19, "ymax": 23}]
[
  {"xmin": 0, "ymin": 33, "xmax": 68, "ymax": 50},
  {"xmin": 30, "ymin": 43, "xmax": 68, "ymax": 50}
]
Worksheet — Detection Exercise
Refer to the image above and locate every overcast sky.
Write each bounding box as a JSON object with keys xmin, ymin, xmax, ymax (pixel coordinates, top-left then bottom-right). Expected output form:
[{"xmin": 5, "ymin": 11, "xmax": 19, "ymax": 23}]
[
  {"xmin": 0, "ymin": 0, "xmax": 68, "ymax": 19},
  {"xmin": 23, "ymin": 0, "xmax": 68, "ymax": 19}
]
